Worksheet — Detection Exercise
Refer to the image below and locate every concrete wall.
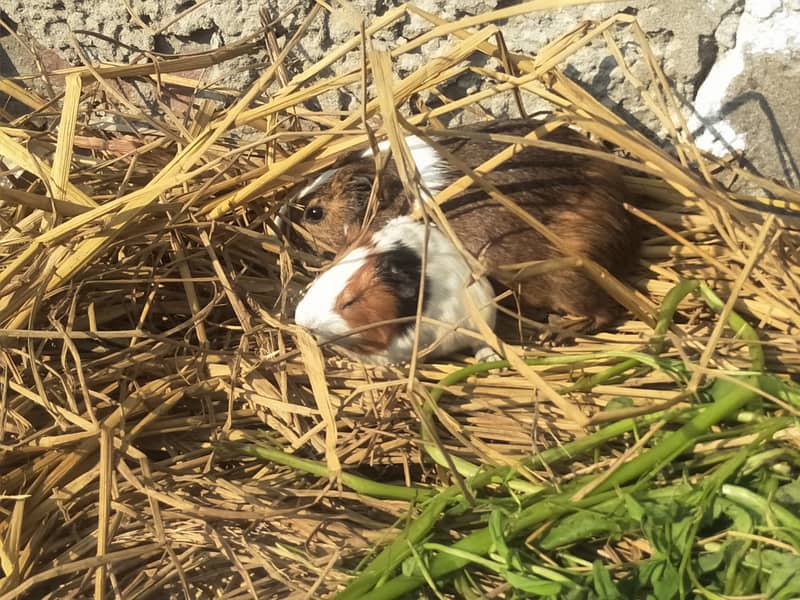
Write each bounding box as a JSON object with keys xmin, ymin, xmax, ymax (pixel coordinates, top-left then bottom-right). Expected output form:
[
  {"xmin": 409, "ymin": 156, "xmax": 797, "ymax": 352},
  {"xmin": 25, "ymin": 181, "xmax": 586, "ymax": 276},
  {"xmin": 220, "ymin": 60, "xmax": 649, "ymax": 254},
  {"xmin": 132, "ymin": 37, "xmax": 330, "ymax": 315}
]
[{"xmin": 1, "ymin": 0, "xmax": 798, "ymax": 187}]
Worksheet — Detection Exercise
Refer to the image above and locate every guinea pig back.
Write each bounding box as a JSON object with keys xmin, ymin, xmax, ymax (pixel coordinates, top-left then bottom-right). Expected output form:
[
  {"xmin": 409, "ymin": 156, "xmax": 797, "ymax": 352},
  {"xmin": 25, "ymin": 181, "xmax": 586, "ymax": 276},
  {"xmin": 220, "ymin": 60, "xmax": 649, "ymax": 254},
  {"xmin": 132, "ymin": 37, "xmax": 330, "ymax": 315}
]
[{"xmin": 294, "ymin": 216, "xmax": 496, "ymax": 364}]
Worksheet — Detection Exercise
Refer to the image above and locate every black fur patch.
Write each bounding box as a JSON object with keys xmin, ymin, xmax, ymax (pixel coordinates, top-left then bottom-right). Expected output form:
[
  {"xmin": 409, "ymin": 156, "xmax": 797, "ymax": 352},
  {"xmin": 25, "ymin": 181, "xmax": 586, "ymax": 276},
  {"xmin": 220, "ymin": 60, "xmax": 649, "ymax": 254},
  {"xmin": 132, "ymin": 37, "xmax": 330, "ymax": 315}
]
[{"xmin": 375, "ymin": 243, "xmax": 428, "ymax": 321}]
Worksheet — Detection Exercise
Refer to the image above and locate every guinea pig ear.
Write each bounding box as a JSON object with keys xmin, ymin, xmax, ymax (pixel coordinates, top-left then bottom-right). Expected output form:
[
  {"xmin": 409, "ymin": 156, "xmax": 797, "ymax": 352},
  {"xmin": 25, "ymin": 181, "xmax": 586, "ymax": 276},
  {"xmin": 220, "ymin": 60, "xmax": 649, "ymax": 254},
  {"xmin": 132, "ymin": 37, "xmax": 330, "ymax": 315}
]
[
  {"xmin": 374, "ymin": 165, "xmax": 410, "ymax": 211},
  {"xmin": 350, "ymin": 175, "xmax": 375, "ymax": 195},
  {"xmin": 376, "ymin": 245, "xmax": 427, "ymax": 315},
  {"xmin": 335, "ymin": 149, "xmax": 370, "ymax": 168}
]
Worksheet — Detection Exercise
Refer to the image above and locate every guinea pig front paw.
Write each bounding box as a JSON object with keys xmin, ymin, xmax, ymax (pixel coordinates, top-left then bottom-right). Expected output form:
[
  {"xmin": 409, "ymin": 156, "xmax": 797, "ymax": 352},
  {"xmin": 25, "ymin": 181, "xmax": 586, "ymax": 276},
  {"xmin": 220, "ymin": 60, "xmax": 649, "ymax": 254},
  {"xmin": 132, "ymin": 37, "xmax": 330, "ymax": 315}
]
[
  {"xmin": 542, "ymin": 314, "xmax": 594, "ymax": 345},
  {"xmin": 474, "ymin": 345, "xmax": 504, "ymax": 365}
]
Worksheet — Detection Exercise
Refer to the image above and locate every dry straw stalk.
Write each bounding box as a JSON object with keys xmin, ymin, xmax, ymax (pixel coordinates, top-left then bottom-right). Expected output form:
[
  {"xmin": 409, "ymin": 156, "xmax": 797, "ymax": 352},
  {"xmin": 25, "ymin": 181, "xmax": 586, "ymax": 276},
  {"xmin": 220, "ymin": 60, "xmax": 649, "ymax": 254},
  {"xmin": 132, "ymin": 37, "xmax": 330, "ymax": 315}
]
[{"xmin": 0, "ymin": 2, "xmax": 798, "ymax": 598}]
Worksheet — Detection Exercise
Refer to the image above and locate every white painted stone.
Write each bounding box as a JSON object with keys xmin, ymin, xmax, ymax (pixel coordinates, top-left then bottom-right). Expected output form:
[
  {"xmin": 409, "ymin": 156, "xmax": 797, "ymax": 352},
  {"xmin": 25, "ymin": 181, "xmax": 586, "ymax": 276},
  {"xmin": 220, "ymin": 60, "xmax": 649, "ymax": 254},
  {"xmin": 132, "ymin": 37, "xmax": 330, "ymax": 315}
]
[
  {"xmin": 749, "ymin": 0, "xmax": 782, "ymax": 19},
  {"xmin": 690, "ymin": 0, "xmax": 800, "ymax": 156}
]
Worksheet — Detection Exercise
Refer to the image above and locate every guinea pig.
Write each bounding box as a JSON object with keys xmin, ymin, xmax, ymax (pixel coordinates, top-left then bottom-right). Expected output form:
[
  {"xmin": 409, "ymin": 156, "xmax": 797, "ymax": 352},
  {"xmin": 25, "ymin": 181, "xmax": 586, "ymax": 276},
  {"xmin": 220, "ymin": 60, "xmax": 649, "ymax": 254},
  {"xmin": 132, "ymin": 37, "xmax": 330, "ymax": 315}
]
[
  {"xmin": 294, "ymin": 216, "xmax": 497, "ymax": 364},
  {"xmin": 295, "ymin": 118, "xmax": 639, "ymax": 331}
]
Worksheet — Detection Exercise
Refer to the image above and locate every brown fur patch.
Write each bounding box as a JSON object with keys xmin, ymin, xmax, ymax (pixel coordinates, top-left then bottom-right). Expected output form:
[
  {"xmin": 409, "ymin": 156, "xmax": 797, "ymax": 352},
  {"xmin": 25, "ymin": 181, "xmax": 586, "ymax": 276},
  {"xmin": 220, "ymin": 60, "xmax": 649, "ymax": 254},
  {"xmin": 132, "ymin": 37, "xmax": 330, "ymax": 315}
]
[
  {"xmin": 301, "ymin": 162, "xmax": 408, "ymax": 252},
  {"xmin": 336, "ymin": 256, "xmax": 399, "ymax": 353},
  {"xmin": 302, "ymin": 170, "xmax": 362, "ymax": 253}
]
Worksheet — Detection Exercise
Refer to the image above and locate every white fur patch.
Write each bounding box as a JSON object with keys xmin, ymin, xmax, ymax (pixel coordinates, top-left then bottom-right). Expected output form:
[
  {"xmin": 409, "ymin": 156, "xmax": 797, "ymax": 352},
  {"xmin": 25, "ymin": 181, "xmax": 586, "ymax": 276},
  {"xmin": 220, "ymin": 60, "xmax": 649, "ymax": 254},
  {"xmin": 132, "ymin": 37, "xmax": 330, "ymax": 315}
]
[
  {"xmin": 294, "ymin": 246, "xmax": 369, "ymax": 341},
  {"xmin": 272, "ymin": 167, "xmax": 334, "ymax": 235},
  {"xmin": 362, "ymin": 135, "xmax": 450, "ymax": 196},
  {"xmin": 370, "ymin": 216, "xmax": 496, "ymax": 363},
  {"xmin": 297, "ymin": 168, "xmax": 341, "ymax": 200},
  {"xmin": 270, "ymin": 201, "xmax": 291, "ymax": 236}
]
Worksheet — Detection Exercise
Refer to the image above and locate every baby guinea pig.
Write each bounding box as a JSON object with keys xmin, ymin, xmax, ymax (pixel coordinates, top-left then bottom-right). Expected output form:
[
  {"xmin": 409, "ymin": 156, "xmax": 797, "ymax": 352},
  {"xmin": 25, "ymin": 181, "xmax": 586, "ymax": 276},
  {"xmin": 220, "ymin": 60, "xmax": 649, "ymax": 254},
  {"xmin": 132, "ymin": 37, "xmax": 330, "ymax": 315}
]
[
  {"xmin": 296, "ymin": 118, "xmax": 639, "ymax": 330},
  {"xmin": 294, "ymin": 216, "xmax": 496, "ymax": 364}
]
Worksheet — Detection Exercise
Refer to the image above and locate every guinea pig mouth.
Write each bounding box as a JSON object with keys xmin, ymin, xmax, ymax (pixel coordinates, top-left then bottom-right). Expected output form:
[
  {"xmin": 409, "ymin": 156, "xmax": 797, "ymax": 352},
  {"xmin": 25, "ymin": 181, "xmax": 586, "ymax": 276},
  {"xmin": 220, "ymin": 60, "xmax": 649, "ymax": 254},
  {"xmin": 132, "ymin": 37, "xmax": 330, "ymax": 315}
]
[
  {"xmin": 311, "ymin": 326, "xmax": 395, "ymax": 355},
  {"xmin": 299, "ymin": 324, "xmax": 368, "ymax": 351},
  {"xmin": 308, "ymin": 331, "xmax": 378, "ymax": 354},
  {"xmin": 345, "ymin": 336, "xmax": 389, "ymax": 354}
]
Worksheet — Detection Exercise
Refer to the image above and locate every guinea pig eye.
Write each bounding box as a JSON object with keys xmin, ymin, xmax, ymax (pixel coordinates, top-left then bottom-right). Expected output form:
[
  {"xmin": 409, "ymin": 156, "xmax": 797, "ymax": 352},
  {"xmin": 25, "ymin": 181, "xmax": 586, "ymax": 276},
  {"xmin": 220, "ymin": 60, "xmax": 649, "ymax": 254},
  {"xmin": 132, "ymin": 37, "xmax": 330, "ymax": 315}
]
[
  {"xmin": 305, "ymin": 206, "xmax": 324, "ymax": 222},
  {"xmin": 340, "ymin": 295, "xmax": 360, "ymax": 310}
]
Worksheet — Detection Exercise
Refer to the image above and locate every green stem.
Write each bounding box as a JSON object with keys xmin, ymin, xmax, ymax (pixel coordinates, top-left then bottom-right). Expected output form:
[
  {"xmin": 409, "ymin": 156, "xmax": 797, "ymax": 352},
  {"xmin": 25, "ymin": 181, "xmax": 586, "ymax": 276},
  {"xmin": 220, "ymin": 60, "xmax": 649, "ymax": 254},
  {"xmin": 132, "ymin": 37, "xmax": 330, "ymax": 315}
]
[
  {"xmin": 698, "ymin": 282, "xmax": 764, "ymax": 371},
  {"xmin": 580, "ymin": 375, "xmax": 757, "ymax": 499},
  {"xmin": 569, "ymin": 279, "xmax": 700, "ymax": 392},
  {"xmin": 353, "ymin": 378, "xmax": 759, "ymax": 600},
  {"xmin": 423, "ymin": 279, "xmax": 705, "ymax": 482},
  {"xmin": 651, "ymin": 280, "xmax": 703, "ymax": 353},
  {"xmin": 345, "ymin": 281, "xmax": 766, "ymax": 599},
  {"xmin": 337, "ymin": 488, "xmax": 460, "ymax": 600},
  {"xmin": 352, "ymin": 486, "xmax": 628, "ymax": 600},
  {"xmin": 234, "ymin": 442, "xmax": 437, "ymax": 502},
  {"xmin": 424, "ymin": 350, "xmax": 686, "ymax": 479},
  {"xmin": 428, "ymin": 351, "xmax": 681, "ymax": 406},
  {"xmin": 466, "ymin": 405, "xmax": 697, "ymax": 490}
]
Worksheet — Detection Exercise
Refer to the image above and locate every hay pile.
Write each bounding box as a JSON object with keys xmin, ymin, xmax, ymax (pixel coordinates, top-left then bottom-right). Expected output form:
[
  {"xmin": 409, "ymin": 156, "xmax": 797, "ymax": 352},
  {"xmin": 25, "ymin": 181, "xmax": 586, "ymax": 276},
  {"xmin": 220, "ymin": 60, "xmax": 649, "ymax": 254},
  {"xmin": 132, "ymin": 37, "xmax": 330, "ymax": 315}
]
[{"xmin": 1, "ymin": 2, "xmax": 799, "ymax": 598}]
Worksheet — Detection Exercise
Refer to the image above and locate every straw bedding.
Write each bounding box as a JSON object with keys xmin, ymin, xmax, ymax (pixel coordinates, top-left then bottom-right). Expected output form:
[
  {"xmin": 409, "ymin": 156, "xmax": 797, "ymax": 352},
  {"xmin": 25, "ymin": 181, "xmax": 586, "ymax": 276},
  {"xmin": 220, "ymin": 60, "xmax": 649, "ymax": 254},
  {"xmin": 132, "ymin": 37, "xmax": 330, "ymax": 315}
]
[{"xmin": 0, "ymin": 2, "xmax": 798, "ymax": 598}]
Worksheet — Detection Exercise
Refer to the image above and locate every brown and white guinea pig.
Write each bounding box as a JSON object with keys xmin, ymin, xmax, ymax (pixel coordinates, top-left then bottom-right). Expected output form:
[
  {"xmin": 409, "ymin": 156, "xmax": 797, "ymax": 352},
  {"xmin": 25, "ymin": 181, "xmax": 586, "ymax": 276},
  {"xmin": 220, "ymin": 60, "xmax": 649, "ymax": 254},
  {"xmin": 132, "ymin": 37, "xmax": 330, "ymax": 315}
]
[
  {"xmin": 294, "ymin": 216, "xmax": 496, "ymax": 364},
  {"xmin": 295, "ymin": 118, "xmax": 639, "ymax": 330}
]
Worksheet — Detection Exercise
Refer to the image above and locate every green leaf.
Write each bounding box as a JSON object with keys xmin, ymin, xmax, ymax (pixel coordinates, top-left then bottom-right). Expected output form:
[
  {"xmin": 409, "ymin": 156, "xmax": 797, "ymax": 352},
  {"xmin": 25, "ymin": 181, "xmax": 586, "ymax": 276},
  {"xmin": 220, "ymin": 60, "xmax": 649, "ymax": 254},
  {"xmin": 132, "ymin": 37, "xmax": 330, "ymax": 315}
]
[
  {"xmin": 775, "ymin": 480, "xmax": 800, "ymax": 511},
  {"xmin": 488, "ymin": 509, "xmax": 512, "ymax": 565},
  {"xmin": 637, "ymin": 557, "xmax": 683, "ymax": 600},
  {"xmin": 592, "ymin": 560, "xmax": 622, "ymax": 600},
  {"xmin": 696, "ymin": 548, "xmax": 725, "ymax": 574},
  {"xmin": 623, "ymin": 494, "xmax": 646, "ymax": 522},
  {"xmin": 400, "ymin": 554, "xmax": 417, "ymax": 577},
  {"xmin": 651, "ymin": 559, "xmax": 680, "ymax": 600},
  {"xmin": 760, "ymin": 550, "xmax": 800, "ymax": 599},
  {"xmin": 538, "ymin": 509, "xmax": 624, "ymax": 549},
  {"xmin": 605, "ymin": 396, "xmax": 635, "ymax": 411},
  {"xmin": 503, "ymin": 571, "xmax": 562, "ymax": 595},
  {"xmin": 714, "ymin": 498, "xmax": 754, "ymax": 534}
]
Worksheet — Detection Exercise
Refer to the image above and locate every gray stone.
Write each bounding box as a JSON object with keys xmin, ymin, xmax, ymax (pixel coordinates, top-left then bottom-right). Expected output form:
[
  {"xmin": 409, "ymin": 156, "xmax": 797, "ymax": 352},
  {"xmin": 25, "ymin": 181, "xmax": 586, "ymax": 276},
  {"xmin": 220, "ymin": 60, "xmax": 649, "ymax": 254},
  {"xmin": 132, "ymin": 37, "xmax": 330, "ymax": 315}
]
[
  {"xmin": 722, "ymin": 52, "xmax": 800, "ymax": 187},
  {"xmin": 0, "ymin": 0, "xmax": 797, "ymax": 187}
]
